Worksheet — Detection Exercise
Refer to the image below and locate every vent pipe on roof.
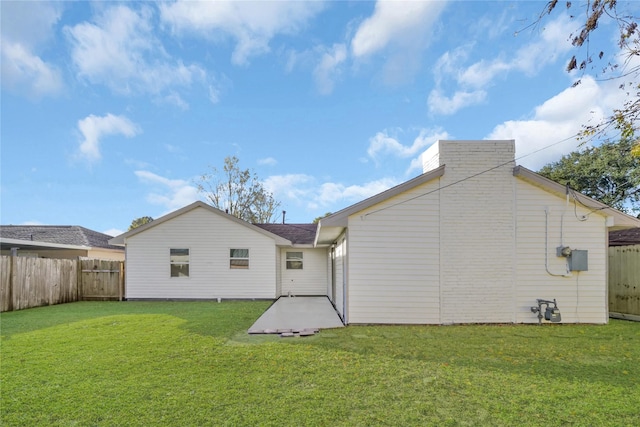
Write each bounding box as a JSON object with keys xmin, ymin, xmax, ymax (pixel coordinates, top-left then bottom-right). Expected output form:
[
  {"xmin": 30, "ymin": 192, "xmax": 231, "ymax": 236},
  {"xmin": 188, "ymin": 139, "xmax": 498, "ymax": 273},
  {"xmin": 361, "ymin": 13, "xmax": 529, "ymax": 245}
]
[{"xmin": 282, "ymin": 210, "xmax": 286, "ymax": 224}]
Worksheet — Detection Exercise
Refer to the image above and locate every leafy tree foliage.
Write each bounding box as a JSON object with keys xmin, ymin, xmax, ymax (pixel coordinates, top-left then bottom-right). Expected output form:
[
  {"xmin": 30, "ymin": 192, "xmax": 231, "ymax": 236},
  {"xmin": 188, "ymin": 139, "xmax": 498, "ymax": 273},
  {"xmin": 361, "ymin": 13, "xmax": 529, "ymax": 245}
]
[
  {"xmin": 196, "ymin": 156, "xmax": 280, "ymax": 223},
  {"xmin": 538, "ymin": 138, "xmax": 640, "ymax": 214},
  {"xmin": 128, "ymin": 216, "xmax": 154, "ymax": 231},
  {"xmin": 528, "ymin": 1, "xmax": 639, "ymax": 146}
]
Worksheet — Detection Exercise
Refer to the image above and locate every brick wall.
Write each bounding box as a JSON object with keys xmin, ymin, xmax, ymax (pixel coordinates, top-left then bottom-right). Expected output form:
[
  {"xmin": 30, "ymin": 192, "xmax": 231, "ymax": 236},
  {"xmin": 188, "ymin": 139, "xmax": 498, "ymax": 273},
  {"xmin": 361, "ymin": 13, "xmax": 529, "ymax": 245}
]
[{"xmin": 429, "ymin": 140, "xmax": 517, "ymax": 323}]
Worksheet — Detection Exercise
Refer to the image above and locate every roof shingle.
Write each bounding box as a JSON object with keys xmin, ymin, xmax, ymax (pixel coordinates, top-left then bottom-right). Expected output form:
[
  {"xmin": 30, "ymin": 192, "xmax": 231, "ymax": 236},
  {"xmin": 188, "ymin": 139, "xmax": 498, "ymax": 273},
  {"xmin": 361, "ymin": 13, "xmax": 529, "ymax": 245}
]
[
  {"xmin": 253, "ymin": 223, "xmax": 317, "ymax": 245},
  {"xmin": 609, "ymin": 228, "xmax": 640, "ymax": 246},
  {"xmin": 0, "ymin": 225, "xmax": 122, "ymax": 250}
]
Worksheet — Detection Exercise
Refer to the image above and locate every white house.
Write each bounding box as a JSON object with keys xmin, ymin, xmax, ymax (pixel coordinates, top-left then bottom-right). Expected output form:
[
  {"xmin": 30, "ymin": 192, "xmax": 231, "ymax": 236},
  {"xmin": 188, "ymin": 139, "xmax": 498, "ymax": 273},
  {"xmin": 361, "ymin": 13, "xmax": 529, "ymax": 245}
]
[
  {"xmin": 317, "ymin": 140, "xmax": 640, "ymax": 324},
  {"xmin": 110, "ymin": 203, "xmax": 330, "ymax": 300},
  {"xmin": 111, "ymin": 140, "xmax": 640, "ymax": 324}
]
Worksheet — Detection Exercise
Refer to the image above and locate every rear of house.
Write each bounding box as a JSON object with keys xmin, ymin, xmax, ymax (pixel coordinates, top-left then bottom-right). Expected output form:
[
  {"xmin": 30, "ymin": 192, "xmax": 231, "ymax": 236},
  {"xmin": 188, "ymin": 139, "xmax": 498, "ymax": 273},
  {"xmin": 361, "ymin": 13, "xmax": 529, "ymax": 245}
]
[
  {"xmin": 318, "ymin": 140, "xmax": 640, "ymax": 325},
  {"xmin": 253, "ymin": 223, "xmax": 331, "ymax": 298},
  {"xmin": 111, "ymin": 203, "xmax": 330, "ymax": 300},
  {"xmin": 111, "ymin": 140, "xmax": 640, "ymax": 325},
  {"xmin": 115, "ymin": 203, "xmax": 288, "ymax": 299}
]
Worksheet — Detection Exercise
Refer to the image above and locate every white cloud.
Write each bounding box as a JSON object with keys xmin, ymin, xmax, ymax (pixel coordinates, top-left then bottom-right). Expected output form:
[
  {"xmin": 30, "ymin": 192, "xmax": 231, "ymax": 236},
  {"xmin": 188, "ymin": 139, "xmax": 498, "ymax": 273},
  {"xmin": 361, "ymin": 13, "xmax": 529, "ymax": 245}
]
[
  {"xmin": 350, "ymin": 0, "xmax": 447, "ymax": 84},
  {"xmin": 431, "ymin": 45, "xmax": 471, "ymax": 87},
  {"xmin": 428, "ymin": 13, "xmax": 575, "ymax": 115},
  {"xmin": 458, "ymin": 59, "xmax": 511, "ymax": 88},
  {"xmin": 316, "ymin": 178, "xmax": 398, "ymax": 209},
  {"xmin": 264, "ymin": 174, "xmax": 315, "ymax": 201},
  {"xmin": 367, "ymin": 128, "xmax": 451, "ymax": 163},
  {"xmin": 285, "ymin": 42, "xmax": 348, "ymax": 95},
  {"xmin": 313, "ymin": 43, "xmax": 347, "ymax": 95},
  {"xmin": 264, "ymin": 173, "xmax": 398, "ymax": 213},
  {"xmin": 160, "ymin": 1, "xmax": 324, "ymax": 66},
  {"xmin": 164, "ymin": 144, "xmax": 182, "ymax": 153},
  {"xmin": 65, "ymin": 5, "xmax": 207, "ymax": 101},
  {"xmin": 103, "ymin": 228, "xmax": 124, "ymax": 238},
  {"xmin": 427, "ymin": 89, "xmax": 487, "ymax": 115},
  {"xmin": 208, "ymin": 85, "xmax": 221, "ymax": 104},
  {"xmin": 511, "ymin": 14, "xmax": 575, "ymax": 75},
  {"xmin": 0, "ymin": 1, "xmax": 63, "ymax": 98},
  {"xmin": 1, "ymin": 1, "xmax": 62, "ymax": 46},
  {"xmin": 164, "ymin": 92, "xmax": 189, "ymax": 110},
  {"xmin": 77, "ymin": 114, "xmax": 140, "ymax": 162},
  {"xmin": 1, "ymin": 41, "xmax": 63, "ymax": 97},
  {"xmin": 351, "ymin": 0, "xmax": 446, "ymax": 58},
  {"xmin": 487, "ymin": 76, "xmax": 622, "ymax": 170},
  {"xmin": 135, "ymin": 170, "xmax": 200, "ymax": 212},
  {"xmin": 474, "ymin": 14, "xmax": 573, "ymax": 84},
  {"xmin": 257, "ymin": 157, "xmax": 278, "ymax": 166}
]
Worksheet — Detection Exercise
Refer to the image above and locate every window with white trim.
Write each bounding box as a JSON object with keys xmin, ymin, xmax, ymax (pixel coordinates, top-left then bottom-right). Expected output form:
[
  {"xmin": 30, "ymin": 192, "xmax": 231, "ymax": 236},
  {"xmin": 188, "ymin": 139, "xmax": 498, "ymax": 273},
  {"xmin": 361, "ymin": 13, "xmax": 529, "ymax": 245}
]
[
  {"xmin": 230, "ymin": 248, "xmax": 249, "ymax": 269},
  {"xmin": 170, "ymin": 248, "xmax": 189, "ymax": 277},
  {"xmin": 286, "ymin": 251, "xmax": 303, "ymax": 270}
]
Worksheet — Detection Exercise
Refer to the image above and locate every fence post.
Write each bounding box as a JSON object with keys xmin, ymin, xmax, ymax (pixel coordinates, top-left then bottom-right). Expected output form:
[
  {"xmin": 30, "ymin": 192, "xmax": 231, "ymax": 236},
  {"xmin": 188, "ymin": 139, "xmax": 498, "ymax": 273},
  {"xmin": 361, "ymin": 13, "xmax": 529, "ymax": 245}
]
[
  {"xmin": 76, "ymin": 258, "xmax": 83, "ymax": 301},
  {"xmin": 8, "ymin": 255, "xmax": 16, "ymax": 312}
]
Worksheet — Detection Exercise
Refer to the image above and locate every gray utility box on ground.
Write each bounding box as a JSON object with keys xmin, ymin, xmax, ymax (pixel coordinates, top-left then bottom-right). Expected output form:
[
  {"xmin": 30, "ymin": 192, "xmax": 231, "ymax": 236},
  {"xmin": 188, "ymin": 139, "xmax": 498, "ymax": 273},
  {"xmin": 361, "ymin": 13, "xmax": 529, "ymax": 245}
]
[{"xmin": 568, "ymin": 250, "xmax": 588, "ymax": 271}]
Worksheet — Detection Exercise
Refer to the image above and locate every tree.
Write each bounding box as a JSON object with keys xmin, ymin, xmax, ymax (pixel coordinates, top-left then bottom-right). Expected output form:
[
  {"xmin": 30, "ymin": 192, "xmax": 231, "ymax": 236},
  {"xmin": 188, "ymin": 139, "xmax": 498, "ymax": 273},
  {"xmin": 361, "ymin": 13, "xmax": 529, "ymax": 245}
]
[
  {"xmin": 313, "ymin": 212, "xmax": 332, "ymax": 224},
  {"xmin": 196, "ymin": 156, "xmax": 280, "ymax": 223},
  {"xmin": 538, "ymin": 137, "xmax": 640, "ymax": 214},
  {"xmin": 128, "ymin": 216, "xmax": 154, "ymax": 231},
  {"xmin": 526, "ymin": 1, "xmax": 639, "ymax": 147}
]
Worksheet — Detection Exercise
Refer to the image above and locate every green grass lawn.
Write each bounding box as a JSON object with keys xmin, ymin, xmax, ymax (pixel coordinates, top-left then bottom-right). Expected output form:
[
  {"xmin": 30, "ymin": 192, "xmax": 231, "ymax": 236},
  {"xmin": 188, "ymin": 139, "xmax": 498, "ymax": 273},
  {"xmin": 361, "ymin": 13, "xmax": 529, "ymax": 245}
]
[{"xmin": 1, "ymin": 301, "xmax": 638, "ymax": 426}]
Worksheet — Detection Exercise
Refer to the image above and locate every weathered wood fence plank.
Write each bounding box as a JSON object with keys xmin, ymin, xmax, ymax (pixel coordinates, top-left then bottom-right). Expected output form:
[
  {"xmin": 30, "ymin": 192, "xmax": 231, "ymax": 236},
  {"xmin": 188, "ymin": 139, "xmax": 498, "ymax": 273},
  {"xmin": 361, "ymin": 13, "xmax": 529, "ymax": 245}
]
[
  {"xmin": 80, "ymin": 259, "xmax": 124, "ymax": 301},
  {"xmin": 0, "ymin": 256, "xmax": 124, "ymax": 312},
  {"xmin": 0, "ymin": 256, "xmax": 11, "ymax": 312},
  {"xmin": 608, "ymin": 245, "xmax": 640, "ymax": 317}
]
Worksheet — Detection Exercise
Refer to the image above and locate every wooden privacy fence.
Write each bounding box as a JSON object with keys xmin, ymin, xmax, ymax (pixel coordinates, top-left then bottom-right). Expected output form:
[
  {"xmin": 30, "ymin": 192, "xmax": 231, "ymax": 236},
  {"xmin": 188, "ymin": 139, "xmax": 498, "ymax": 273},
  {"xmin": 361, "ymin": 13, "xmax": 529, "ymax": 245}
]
[
  {"xmin": 80, "ymin": 259, "xmax": 125, "ymax": 301},
  {"xmin": 0, "ymin": 256, "xmax": 124, "ymax": 312},
  {"xmin": 609, "ymin": 245, "xmax": 640, "ymax": 318}
]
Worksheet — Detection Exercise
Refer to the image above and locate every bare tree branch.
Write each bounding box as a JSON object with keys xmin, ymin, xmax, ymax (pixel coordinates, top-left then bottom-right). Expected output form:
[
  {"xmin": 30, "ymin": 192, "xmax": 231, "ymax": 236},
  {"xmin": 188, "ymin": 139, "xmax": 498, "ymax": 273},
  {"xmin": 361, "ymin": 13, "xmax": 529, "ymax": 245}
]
[{"xmin": 196, "ymin": 156, "xmax": 281, "ymax": 223}]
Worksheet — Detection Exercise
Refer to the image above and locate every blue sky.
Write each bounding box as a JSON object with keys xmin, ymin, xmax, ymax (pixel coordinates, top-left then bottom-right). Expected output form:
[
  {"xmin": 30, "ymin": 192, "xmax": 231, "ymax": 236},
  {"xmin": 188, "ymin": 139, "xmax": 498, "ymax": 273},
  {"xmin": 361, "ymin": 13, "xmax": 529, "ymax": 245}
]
[{"xmin": 1, "ymin": 1, "xmax": 636, "ymax": 236}]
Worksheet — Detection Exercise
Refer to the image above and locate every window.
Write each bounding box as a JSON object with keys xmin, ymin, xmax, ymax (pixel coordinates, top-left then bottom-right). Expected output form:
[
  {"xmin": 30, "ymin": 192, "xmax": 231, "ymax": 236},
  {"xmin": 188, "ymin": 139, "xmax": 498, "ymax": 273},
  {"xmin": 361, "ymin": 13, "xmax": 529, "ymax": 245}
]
[
  {"xmin": 230, "ymin": 249, "xmax": 249, "ymax": 269},
  {"xmin": 170, "ymin": 248, "xmax": 189, "ymax": 277},
  {"xmin": 286, "ymin": 251, "xmax": 303, "ymax": 270}
]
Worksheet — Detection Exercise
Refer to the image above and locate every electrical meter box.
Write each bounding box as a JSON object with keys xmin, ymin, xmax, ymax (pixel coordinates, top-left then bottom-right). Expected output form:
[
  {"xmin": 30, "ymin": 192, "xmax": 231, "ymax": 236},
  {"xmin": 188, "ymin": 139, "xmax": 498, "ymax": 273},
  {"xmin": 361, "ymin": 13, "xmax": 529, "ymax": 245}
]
[
  {"xmin": 544, "ymin": 306, "xmax": 562, "ymax": 322},
  {"xmin": 568, "ymin": 250, "xmax": 588, "ymax": 271}
]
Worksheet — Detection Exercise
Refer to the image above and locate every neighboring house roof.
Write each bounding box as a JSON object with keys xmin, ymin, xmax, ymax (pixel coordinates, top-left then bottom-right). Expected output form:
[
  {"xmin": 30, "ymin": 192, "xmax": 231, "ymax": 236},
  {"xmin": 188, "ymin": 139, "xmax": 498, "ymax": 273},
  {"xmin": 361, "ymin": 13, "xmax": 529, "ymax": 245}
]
[
  {"xmin": 609, "ymin": 228, "xmax": 640, "ymax": 246},
  {"xmin": 0, "ymin": 225, "xmax": 123, "ymax": 251},
  {"xmin": 253, "ymin": 223, "xmax": 317, "ymax": 245},
  {"xmin": 513, "ymin": 166, "xmax": 640, "ymax": 230},
  {"xmin": 108, "ymin": 201, "xmax": 292, "ymax": 246}
]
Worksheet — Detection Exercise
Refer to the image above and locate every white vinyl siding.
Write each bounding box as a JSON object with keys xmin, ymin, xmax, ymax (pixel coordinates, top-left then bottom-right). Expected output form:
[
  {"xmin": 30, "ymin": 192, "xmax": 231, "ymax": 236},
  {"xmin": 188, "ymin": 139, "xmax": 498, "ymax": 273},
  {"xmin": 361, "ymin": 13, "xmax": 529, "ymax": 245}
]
[
  {"xmin": 343, "ymin": 140, "xmax": 610, "ymax": 325},
  {"xmin": 280, "ymin": 248, "xmax": 328, "ymax": 296},
  {"xmin": 125, "ymin": 206, "xmax": 277, "ymax": 299},
  {"xmin": 347, "ymin": 180, "xmax": 441, "ymax": 324},
  {"xmin": 514, "ymin": 179, "xmax": 608, "ymax": 324}
]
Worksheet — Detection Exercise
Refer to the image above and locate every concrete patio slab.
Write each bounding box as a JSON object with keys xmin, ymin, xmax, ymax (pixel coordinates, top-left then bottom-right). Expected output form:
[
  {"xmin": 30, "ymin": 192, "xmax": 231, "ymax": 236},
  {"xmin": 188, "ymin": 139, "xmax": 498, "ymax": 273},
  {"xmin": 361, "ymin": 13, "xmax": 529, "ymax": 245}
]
[{"xmin": 248, "ymin": 296, "xmax": 344, "ymax": 334}]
